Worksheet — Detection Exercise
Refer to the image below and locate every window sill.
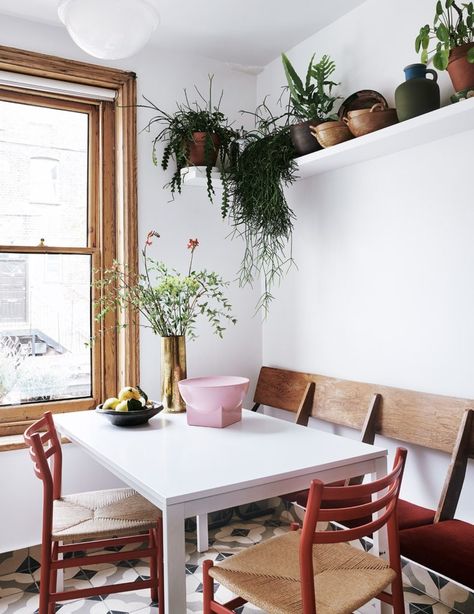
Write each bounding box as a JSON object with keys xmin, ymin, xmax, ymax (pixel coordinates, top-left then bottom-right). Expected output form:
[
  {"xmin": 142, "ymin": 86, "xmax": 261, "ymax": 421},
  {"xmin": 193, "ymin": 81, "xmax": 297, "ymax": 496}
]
[{"xmin": 0, "ymin": 434, "xmax": 70, "ymax": 452}]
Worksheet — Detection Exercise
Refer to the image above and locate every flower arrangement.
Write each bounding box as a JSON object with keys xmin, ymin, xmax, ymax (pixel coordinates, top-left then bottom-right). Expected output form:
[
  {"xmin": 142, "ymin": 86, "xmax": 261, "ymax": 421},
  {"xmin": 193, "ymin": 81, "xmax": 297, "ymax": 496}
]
[{"xmin": 93, "ymin": 232, "xmax": 236, "ymax": 339}]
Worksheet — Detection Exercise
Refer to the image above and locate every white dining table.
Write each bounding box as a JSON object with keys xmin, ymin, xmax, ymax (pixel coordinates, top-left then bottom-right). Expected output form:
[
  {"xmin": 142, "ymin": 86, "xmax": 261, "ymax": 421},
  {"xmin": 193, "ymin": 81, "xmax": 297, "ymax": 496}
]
[{"xmin": 54, "ymin": 409, "xmax": 388, "ymax": 613}]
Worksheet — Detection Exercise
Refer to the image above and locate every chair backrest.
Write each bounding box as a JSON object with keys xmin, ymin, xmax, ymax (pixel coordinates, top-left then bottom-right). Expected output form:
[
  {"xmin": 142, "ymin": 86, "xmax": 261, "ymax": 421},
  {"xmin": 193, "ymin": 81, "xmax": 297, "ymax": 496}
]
[
  {"xmin": 298, "ymin": 448, "xmax": 407, "ymax": 613},
  {"xmin": 24, "ymin": 411, "xmax": 62, "ymax": 501}
]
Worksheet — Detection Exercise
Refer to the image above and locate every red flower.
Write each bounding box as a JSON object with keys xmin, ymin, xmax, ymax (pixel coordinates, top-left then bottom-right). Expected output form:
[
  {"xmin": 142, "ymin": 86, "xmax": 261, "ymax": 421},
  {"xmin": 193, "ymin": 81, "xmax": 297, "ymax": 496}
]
[
  {"xmin": 187, "ymin": 238, "xmax": 199, "ymax": 250},
  {"xmin": 145, "ymin": 230, "xmax": 160, "ymax": 246}
]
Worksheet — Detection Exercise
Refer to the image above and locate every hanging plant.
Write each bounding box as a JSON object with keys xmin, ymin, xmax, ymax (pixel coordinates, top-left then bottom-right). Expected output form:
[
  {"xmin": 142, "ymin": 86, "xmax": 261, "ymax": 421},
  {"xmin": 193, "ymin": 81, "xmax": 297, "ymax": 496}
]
[
  {"xmin": 140, "ymin": 76, "xmax": 239, "ymax": 207},
  {"xmin": 223, "ymin": 101, "xmax": 297, "ymax": 313}
]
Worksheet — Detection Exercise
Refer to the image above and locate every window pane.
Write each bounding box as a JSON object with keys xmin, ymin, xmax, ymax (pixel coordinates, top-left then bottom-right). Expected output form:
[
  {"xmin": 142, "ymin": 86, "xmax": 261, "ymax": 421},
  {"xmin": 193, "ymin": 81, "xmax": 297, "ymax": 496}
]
[
  {"xmin": 0, "ymin": 100, "xmax": 88, "ymax": 247},
  {"xmin": 0, "ymin": 253, "xmax": 92, "ymax": 406}
]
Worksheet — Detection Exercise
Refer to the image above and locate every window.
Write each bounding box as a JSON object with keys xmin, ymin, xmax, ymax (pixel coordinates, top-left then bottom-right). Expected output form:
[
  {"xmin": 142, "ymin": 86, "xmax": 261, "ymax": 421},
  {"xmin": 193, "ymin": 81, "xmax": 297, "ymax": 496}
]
[
  {"xmin": 29, "ymin": 157, "xmax": 60, "ymax": 205},
  {"xmin": 0, "ymin": 47, "xmax": 138, "ymax": 438}
]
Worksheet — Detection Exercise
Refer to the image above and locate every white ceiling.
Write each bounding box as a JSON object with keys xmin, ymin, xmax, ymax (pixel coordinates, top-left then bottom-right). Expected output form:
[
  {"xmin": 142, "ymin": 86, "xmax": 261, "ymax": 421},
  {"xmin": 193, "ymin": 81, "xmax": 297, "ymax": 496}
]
[{"xmin": 0, "ymin": 0, "xmax": 366, "ymax": 67}]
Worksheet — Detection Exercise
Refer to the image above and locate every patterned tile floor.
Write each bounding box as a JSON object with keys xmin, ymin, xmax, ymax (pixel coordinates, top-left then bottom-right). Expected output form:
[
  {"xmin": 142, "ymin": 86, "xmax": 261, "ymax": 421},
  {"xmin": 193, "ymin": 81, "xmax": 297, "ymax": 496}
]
[{"xmin": 0, "ymin": 505, "xmax": 469, "ymax": 614}]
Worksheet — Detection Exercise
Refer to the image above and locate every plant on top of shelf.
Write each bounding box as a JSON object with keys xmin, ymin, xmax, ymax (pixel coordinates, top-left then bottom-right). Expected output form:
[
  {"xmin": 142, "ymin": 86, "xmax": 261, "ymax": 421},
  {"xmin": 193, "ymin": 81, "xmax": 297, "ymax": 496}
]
[
  {"xmin": 223, "ymin": 100, "xmax": 297, "ymax": 313},
  {"xmin": 281, "ymin": 52, "xmax": 341, "ymax": 155},
  {"xmin": 140, "ymin": 75, "xmax": 239, "ymax": 206},
  {"xmin": 416, "ymin": 1, "xmax": 474, "ymax": 92}
]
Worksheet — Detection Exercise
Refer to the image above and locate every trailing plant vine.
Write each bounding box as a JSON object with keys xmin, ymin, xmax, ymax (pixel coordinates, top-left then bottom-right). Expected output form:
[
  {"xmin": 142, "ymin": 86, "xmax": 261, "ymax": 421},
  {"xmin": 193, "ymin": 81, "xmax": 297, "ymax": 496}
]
[{"xmin": 223, "ymin": 101, "xmax": 298, "ymax": 313}]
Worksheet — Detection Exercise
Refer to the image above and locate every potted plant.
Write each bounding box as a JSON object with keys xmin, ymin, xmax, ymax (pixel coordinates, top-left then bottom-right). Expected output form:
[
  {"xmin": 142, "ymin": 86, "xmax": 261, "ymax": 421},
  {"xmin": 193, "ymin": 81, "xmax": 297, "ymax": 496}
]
[
  {"xmin": 224, "ymin": 101, "xmax": 298, "ymax": 313},
  {"xmin": 93, "ymin": 231, "xmax": 236, "ymax": 412},
  {"xmin": 416, "ymin": 1, "xmax": 474, "ymax": 92},
  {"xmin": 141, "ymin": 76, "xmax": 239, "ymax": 203},
  {"xmin": 281, "ymin": 52, "xmax": 340, "ymax": 156}
]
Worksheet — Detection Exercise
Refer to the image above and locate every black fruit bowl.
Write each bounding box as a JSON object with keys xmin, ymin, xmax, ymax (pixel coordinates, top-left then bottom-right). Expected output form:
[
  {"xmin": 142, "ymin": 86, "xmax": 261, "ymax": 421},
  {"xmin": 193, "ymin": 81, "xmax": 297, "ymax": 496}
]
[{"xmin": 96, "ymin": 402, "xmax": 163, "ymax": 426}]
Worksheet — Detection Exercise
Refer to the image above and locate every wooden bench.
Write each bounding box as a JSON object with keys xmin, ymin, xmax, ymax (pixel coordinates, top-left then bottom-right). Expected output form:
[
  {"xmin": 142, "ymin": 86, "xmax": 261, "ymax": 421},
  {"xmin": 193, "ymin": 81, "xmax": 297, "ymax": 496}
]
[{"xmin": 254, "ymin": 366, "xmax": 474, "ymax": 589}]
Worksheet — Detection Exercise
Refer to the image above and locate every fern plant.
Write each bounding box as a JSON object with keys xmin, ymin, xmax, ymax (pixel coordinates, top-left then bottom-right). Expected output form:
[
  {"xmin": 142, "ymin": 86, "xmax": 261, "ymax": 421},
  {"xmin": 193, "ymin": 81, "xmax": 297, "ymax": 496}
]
[
  {"xmin": 416, "ymin": 1, "xmax": 474, "ymax": 69},
  {"xmin": 281, "ymin": 53, "xmax": 340, "ymax": 120}
]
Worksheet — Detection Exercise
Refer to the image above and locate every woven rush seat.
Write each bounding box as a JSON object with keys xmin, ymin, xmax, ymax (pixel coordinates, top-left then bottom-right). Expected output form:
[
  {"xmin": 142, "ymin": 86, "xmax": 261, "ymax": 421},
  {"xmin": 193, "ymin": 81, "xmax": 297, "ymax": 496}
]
[
  {"xmin": 52, "ymin": 487, "xmax": 161, "ymax": 541},
  {"xmin": 209, "ymin": 530, "xmax": 396, "ymax": 614}
]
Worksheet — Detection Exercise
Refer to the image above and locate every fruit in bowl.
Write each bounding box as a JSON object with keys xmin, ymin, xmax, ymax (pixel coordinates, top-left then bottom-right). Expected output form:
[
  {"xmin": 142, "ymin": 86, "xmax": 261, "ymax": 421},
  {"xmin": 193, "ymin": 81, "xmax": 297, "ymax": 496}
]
[{"xmin": 97, "ymin": 385, "xmax": 163, "ymax": 426}]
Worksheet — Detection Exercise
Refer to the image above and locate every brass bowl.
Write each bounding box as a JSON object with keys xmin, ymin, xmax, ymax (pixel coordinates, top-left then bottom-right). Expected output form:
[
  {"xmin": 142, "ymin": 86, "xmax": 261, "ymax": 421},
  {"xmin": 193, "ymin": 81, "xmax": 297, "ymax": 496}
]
[
  {"xmin": 311, "ymin": 121, "xmax": 353, "ymax": 148},
  {"xmin": 345, "ymin": 107, "xmax": 398, "ymax": 137}
]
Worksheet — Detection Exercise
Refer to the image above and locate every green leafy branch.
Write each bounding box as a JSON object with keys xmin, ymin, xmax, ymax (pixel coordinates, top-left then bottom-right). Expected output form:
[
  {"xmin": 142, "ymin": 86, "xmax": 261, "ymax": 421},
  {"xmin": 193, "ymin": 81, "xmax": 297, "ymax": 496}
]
[
  {"xmin": 92, "ymin": 233, "xmax": 236, "ymax": 341},
  {"xmin": 416, "ymin": 1, "xmax": 474, "ymax": 69},
  {"xmin": 281, "ymin": 53, "xmax": 341, "ymax": 120}
]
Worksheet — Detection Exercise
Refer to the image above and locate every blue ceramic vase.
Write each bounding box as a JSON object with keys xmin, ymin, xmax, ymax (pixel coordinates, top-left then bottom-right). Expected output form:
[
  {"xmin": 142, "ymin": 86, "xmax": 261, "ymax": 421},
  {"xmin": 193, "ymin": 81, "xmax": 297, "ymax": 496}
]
[{"xmin": 395, "ymin": 63, "xmax": 440, "ymax": 122}]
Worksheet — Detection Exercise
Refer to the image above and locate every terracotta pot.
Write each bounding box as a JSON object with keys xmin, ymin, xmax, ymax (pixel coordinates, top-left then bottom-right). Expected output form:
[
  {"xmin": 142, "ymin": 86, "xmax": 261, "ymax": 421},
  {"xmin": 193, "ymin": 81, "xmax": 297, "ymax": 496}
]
[
  {"xmin": 447, "ymin": 43, "xmax": 474, "ymax": 92},
  {"xmin": 290, "ymin": 119, "xmax": 324, "ymax": 156},
  {"xmin": 187, "ymin": 132, "xmax": 220, "ymax": 166},
  {"xmin": 311, "ymin": 120, "xmax": 353, "ymax": 148},
  {"xmin": 345, "ymin": 107, "xmax": 398, "ymax": 137}
]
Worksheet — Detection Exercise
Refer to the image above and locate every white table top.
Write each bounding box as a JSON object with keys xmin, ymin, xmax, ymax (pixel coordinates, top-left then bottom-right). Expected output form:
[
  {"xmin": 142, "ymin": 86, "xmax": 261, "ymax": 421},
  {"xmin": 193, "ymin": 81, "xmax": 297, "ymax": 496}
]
[{"xmin": 55, "ymin": 409, "xmax": 386, "ymax": 507}]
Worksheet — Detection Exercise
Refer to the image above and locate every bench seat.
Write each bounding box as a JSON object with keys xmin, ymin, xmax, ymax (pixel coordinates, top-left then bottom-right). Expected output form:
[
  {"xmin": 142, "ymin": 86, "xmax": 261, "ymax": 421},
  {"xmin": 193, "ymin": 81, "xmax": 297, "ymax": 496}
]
[{"xmin": 400, "ymin": 519, "xmax": 474, "ymax": 590}]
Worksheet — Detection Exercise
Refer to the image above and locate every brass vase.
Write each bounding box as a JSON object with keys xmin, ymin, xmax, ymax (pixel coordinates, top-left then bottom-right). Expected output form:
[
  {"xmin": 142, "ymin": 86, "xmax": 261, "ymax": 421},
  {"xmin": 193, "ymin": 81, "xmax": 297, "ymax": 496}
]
[{"xmin": 161, "ymin": 335, "xmax": 187, "ymax": 412}]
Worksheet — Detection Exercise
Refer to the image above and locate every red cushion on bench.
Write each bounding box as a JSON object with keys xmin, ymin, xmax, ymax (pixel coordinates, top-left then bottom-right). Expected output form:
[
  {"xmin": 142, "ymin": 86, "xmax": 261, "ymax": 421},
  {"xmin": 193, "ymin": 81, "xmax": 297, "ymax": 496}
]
[
  {"xmin": 397, "ymin": 499, "xmax": 435, "ymax": 530},
  {"xmin": 400, "ymin": 520, "xmax": 474, "ymax": 590}
]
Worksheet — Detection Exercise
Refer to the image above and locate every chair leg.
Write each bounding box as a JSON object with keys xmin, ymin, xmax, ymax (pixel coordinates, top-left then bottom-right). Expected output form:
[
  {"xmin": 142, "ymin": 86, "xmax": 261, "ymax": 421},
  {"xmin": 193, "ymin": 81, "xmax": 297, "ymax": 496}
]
[
  {"xmin": 149, "ymin": 529, "xmax": 158, "ymax": 603},
  {"xmin": 391, "ymin": 575, "xmax": 406, "ymax": 614},
  {"xmin": 203, "ymin": 560, "xmax": 214, "ymax": 614},
  {"xmin": 39, "ymin": 541, "xmax": 52, "ymax": 614},
  {"xmin": 48, "ymin": 542, "xmax": 59, "ymax": 614}
]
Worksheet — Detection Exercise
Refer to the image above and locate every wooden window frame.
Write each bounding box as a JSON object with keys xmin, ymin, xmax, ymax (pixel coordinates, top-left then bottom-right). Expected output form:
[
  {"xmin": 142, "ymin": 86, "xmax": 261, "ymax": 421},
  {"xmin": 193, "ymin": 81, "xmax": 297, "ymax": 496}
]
[{"xmin": 0, "ymin": 45, "xmax": 139, "ymax": 438}]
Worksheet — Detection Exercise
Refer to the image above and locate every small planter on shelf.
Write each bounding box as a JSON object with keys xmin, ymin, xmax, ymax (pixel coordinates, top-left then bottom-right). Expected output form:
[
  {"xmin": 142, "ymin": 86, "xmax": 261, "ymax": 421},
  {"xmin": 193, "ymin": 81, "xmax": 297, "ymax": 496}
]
[
  {"xmin": 281, "ymin": 52, "xmax": 341, "ymax": 156},
  {"xmin": 344, "ymin": 104, "xmax": 398, "ymax": 137},
  {"xmin": 416, "ymin": 2, "xmax": 474, "ymax": 96},
  {"xmin": 395, "ymin": 64, "xmax": 440, "ymax": 122},
  {"xmin": 311, "ymin": 120, "xmax": 353, "ymax": 148}
]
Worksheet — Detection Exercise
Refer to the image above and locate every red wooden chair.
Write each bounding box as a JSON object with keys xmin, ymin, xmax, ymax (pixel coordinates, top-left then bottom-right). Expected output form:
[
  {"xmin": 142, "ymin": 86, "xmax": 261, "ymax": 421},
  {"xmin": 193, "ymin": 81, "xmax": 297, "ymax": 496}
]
[
  {"xmin": 24, "ymin": 412, "xmax": 164, "ymax": 614},
  {"xmin": 203, "ymin": 448, "xmax": 407, "ymax": 614}
]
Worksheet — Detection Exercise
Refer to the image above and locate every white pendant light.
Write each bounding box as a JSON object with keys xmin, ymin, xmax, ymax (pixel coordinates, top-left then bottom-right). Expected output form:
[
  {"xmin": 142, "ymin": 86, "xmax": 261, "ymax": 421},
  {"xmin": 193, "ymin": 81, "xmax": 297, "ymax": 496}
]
[{"xmin": 58, "ymin": 0, "xmax": 159, "ymax": 60}]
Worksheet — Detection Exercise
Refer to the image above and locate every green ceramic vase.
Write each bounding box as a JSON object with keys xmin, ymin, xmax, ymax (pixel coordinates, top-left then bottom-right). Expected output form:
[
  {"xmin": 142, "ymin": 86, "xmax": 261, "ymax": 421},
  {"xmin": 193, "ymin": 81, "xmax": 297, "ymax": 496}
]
[{"xmin": 395, "ymin": 63, "xmax": 440, "ymax": 122}]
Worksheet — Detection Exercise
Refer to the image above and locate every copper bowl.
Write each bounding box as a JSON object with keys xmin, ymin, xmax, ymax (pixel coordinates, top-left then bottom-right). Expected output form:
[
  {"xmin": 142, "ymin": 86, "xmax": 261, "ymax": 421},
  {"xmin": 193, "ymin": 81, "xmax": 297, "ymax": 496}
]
[
  {"xmin": 345, "ymin": 107, "xmax": 398, "ymax": 137},
  {"xmin": 311, "ymin": 121, "xmax": 353, "ymax": 148}
]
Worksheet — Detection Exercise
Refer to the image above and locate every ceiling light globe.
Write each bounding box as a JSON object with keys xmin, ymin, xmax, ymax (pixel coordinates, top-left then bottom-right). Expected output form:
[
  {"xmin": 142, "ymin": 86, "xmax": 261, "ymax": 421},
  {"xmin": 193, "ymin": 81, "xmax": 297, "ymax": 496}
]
[{"xmin": 58, "ymin": 0, "xmax": 159, "ymax": 60}]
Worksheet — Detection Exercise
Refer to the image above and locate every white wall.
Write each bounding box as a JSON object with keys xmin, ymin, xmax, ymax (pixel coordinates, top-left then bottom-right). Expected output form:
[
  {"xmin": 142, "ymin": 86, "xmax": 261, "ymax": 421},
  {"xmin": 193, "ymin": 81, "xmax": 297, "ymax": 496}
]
[
  {"xmin": 258, "ymin": 0, "xmax": 474, "ymax": 521},
  {"xmin": 0, "ymin": 14, "xmax": 261, "ymax": 552}
]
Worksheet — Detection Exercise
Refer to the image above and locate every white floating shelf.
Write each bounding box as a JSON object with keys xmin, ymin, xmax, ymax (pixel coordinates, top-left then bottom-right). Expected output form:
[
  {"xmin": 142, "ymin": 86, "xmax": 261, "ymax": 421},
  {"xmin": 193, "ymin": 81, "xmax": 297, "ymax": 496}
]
[
  {"xmin": 180, "ymin": 166, "xmax": 221, "ymax": 187},
  {"xmin": 179, "ymin": 98, "xmax": 474, "ymax": 186},
  {"xmin": 297, "ymin": 97, "xmax": 474, "ymax": 178}
]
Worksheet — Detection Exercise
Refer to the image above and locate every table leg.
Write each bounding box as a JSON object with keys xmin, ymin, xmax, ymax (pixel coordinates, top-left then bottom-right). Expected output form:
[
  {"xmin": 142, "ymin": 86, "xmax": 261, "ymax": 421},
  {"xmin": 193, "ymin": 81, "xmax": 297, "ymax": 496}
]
[
  {"xmin": 162, "ymin": 503, "xmax": 186, "ymax": 612},
  {"xmin": 196, "ymin": 513, "xmax": 209, "ymax": 553}
]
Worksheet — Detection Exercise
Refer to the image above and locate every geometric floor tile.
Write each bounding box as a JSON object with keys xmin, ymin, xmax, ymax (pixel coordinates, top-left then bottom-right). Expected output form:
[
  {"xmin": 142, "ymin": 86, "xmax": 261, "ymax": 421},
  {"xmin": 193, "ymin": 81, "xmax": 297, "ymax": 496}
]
[{"xmin": 0, "ymin": 502, "xmax": 472, "ymax": 614}]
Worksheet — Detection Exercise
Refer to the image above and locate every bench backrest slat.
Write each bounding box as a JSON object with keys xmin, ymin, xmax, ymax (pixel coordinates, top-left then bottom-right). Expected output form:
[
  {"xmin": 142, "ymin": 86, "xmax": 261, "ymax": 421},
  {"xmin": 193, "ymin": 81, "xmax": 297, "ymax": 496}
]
[{"xmin": 256, "ymin": 367, "xmax": 473, "ymax": 453}]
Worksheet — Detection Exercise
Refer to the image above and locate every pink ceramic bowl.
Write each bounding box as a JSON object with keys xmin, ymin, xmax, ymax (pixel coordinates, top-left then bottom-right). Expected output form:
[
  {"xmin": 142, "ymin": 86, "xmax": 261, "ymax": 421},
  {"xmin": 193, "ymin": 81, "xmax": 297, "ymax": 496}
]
[{"xmin": 178, "ymin": 376, "xmax": 250, "ymax": 428}]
